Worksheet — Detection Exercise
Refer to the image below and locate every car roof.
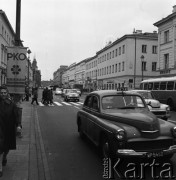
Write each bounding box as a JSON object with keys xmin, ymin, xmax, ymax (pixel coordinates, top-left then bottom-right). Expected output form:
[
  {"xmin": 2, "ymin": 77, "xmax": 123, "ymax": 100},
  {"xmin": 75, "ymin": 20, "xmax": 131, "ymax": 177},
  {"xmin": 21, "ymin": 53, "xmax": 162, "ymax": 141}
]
[{"xmin": 89, "ymin": 90, "xmax": 141, "ymax": 97}]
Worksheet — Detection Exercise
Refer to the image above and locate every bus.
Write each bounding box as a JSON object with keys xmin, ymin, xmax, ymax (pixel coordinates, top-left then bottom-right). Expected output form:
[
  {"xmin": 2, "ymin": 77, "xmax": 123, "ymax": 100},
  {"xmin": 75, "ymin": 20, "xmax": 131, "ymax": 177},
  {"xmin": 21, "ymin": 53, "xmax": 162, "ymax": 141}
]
[{"xmin": 140, "ymin": 76, "xmax": 176, "ymax": 110}]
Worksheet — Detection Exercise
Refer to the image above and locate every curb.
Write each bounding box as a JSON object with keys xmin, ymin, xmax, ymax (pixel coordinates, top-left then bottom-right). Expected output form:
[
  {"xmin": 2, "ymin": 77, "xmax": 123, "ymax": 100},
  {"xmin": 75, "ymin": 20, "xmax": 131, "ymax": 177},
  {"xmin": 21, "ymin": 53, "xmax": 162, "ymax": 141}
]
[{"xmin": 33, "ymin": 106, "xmax": 51, "ymax": 180}]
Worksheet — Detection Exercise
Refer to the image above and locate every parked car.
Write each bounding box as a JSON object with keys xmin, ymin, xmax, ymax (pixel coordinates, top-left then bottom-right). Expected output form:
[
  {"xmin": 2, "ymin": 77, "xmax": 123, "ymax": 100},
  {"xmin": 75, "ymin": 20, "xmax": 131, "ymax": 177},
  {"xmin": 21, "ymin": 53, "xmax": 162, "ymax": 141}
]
[
  {"xmin": 129, "ymin": 90, "xmax": 170, "ymax": 120},
  {"xmin": 55, "ymin": 88, "xmax": 62, "ymax": 95},
  {"xmin": 73, "ymin": 89, "xmax": 81, "ymax": 96},
  {"xmin": 64, "ymin": 89, "xmax": 80, "ymax": 102},
  {"xmin": 77, "ymin": 90, "xmax": 176, "ymax": 160}
]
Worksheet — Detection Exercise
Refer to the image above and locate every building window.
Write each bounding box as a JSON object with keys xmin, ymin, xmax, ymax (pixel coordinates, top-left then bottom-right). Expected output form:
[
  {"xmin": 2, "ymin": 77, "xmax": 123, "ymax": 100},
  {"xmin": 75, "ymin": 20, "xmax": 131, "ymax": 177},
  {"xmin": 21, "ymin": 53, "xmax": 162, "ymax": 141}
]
[
  {"xmin": 142, "ymin": 45, "xmax": 147, "ymax": 53},
  {"xmin": 122, "ymin": 62, "xmax": 124, "ymax": 71},
  {"xmin": 152, "ymin": 62, "xmax": 157, "ymax": 71},
  {"xmin": 122, "ymin": 45, "xmax": 125, "ymax": 54},
  {"xmin": 142, "ymin": 61, "xmax": 147, "ymax": 71},
  {"xmin": 164, "ymin": 54, "xmax": 169, "ymax": 69},
  {"xmin": 115, "ymin": 64, "xmax": 117, "ymax": 72},
  {"xmin": 105, "ymin": 54, "xmax": 106, "ymax": 61},
  {"xmin": 112, "ymin": 65, "xmax": 114, "ymax": 73},
  {"xmin": 107, "ymin": 67, "xmax": 108, "ymax": 74},
  {"xmin": 164, "ymin": 30, "xmax": 169, "ymax": 43},
  {"xmin": 152, "ymin": 46, "xmax": 157, "ymax": 54},
  {"xmin": 104, "ymin": 67, "xmax": 106, "ymax": 75},
  {"xmin": 119, "ymin": 63, "xmax": 121, "ymax": 72},
  {"xmin": 107, "ymin": 53, "xmax": 109, "ymax": 60},
  {"xmin": 115, "ymin": 49, "xmax": 118, "ymax": 56},
  {"xmin": 119, "ymin": 47, "xmax": 121, "ymax": 55},
  {"xmin": 109, "ymin": 66, "xmax": 111, "ymax": 74},
  {"xmin": 112, "ymin": 50, "xmax": 114, "ymax": 58},
  {"xmin": 110, "ymin": 52, "xmax": 111, "ymax": 59}
]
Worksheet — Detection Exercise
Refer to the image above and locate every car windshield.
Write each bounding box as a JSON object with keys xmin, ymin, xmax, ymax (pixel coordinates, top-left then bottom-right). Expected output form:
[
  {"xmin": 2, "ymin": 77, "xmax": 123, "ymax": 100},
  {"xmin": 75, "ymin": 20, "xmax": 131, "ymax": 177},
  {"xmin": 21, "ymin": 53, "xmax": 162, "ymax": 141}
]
[
  {"xmin": 67, "ymin": 89, "xmax": 77, "ymax": 93},
  {"xmin": 137, "ymin": 91, "xmax": 154, "ymax": 99},
  {"xmin": 102, "ymin": 95, "xmax": 145, "ymax": 110}
]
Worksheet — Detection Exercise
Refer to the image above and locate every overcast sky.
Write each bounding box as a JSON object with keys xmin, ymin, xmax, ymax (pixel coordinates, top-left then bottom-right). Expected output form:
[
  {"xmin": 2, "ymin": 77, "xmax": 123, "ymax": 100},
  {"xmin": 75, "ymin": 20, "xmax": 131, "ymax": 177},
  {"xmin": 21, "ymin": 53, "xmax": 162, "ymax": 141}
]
[{"xmin": 1, "ymin": 0, "xmax": 175, "ymax": 80}]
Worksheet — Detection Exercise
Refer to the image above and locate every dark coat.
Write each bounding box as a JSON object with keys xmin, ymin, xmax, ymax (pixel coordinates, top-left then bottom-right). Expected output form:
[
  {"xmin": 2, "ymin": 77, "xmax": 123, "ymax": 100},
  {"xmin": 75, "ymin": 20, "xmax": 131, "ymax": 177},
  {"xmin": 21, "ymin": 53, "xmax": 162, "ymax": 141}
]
[{"xmin": 0, "ymin": 98, "xmax": 20, "ymax": 152}]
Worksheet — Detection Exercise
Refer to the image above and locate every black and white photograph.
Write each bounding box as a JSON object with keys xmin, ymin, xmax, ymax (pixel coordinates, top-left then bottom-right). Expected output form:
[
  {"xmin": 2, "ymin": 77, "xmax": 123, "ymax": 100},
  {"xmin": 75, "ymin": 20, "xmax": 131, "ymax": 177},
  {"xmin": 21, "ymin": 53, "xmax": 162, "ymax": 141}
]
[{"xmin": 1, "ymin": 0, "xmax": 176, "ymax": 179}]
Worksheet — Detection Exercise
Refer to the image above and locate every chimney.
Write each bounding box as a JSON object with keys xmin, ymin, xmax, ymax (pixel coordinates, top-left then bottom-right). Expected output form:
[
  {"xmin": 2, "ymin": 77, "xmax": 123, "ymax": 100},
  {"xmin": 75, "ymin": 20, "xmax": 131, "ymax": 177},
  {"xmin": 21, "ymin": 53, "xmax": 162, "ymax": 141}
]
[
  {"xmin": 172, "ymin": 5, "xmax": 176, "ymax": 13},
  {"xmin": 133, "ymin": 30, "xmax": 142, "ymax": 34}
]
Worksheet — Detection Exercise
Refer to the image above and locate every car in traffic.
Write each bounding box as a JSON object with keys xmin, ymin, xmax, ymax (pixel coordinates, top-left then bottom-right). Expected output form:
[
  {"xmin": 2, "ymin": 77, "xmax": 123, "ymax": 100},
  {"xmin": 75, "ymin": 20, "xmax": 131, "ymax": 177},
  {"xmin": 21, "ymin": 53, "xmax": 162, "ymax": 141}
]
[
  {"xmin": 77, "ymin": 90, "xmax": 176, "ymax": 160},
  {"xmin": 55, "ymin": 88, "xmax": 62, "ymax": 95},
  {"xmin": 129, "ymin": 90, "xmax": 170, "ymax": 120},
  {"xmin": 64, "ymin": 89, "xmax": 80, "ymax": 102},
  {"xmin": 73, "ymin": 88, "xmax": 81, "ymax": 96}
]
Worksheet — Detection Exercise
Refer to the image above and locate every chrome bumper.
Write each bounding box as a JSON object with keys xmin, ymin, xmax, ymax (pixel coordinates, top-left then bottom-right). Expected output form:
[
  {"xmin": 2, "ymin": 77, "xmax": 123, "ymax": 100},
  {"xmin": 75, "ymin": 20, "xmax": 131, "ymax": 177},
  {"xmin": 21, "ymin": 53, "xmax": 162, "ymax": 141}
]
[{"xmin": 117, "ymin": 145, "xmax": 176, "ymax": 158}]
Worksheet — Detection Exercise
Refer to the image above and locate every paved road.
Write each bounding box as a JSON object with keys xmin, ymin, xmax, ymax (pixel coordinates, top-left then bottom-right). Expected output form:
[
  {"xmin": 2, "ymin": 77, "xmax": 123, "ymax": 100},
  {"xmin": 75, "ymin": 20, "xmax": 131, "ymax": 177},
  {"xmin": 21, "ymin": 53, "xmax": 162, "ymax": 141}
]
[
  {"xmin": 36, "ymin": 90, "xmax": 176, "ymax": 180},
  {"xmin": 36, "ymin": 92, "xmax": 103, "ymax": 180}
]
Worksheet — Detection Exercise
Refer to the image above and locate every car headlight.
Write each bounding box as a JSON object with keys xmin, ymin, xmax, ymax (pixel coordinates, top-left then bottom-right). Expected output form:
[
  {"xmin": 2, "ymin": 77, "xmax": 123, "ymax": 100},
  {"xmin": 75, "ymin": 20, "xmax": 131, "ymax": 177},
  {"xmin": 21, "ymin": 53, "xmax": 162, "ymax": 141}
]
[
  {"xmin": 172, "ymin": 127, "xmax": 176, "ymax": 138},
  {"xmin": 116, "ymin": 130, "xmax": 125, "ymax": 140},
  {"xmin": 166, "ymin": 106, "xmax": 170, "ymax": 112}
]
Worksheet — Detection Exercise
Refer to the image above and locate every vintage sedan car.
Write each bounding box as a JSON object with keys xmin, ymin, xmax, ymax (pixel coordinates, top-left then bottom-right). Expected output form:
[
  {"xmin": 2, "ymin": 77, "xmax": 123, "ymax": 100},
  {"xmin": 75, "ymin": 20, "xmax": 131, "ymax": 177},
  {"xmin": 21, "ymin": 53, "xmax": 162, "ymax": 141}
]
[
  {"xmin": 64, "ymin": 89, "xmax": 80, "ymax": 102},
  {"xmin": 77, "ymin": 90, "xmax": 176, "ymax": 160},
  {"xmin": 129, "ymin": 90, "xmax": 170, "ymax": 120},
  {"xmin": 55, "ymin": 88, "xmax": 62, "ymax": 95}
]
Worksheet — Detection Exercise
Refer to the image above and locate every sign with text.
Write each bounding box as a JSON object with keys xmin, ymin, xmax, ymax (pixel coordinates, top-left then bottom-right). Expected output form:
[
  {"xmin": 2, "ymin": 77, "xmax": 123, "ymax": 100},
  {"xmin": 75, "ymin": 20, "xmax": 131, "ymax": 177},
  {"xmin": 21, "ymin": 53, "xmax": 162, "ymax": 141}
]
[{"xmin": 6, "ymin": 46, "xmax": 27, "ymax": 94}]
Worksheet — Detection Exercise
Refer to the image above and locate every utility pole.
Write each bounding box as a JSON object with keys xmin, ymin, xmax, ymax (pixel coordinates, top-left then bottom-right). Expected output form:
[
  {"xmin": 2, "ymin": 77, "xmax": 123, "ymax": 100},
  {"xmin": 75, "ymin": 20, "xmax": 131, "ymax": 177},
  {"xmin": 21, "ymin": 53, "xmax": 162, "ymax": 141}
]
[{"xmin": 13, "ymin": 0, "xmax": 23, "ymax": 137}]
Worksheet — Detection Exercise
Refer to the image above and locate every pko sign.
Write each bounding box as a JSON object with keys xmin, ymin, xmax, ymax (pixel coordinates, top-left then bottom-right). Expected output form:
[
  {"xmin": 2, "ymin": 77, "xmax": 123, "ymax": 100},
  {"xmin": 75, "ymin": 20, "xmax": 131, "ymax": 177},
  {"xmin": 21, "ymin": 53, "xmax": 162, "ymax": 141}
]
[
  {"xmin": 6, "ymin": 46, "xmax": 27, "ymax": 94},
  {"xmin": 7, "ymin": 52, "xmax": 27, "ymax": 61}
]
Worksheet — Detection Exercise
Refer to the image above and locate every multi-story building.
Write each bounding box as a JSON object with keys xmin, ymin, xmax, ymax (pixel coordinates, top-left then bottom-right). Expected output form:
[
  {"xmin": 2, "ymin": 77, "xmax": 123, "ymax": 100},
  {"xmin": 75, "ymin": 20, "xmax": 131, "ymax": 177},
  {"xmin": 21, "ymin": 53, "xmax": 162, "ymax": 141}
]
[
  {"xmin": 86, "ymin": 30, "xmax": 159, "ymax": 90},
  {"xmin": 0, "ymin": 10, "xmax": 15, "ymax": 86},
  {"xmin": 53, "ymin": 65, "xmax": 68, "ymax": 87},
  {"xmin": 74, "ymin": 58, "xmax": 88, "ymax": 89},
  {"xmin": 154, "ymin": 5, "xmax": 176, "ymax": 76}
]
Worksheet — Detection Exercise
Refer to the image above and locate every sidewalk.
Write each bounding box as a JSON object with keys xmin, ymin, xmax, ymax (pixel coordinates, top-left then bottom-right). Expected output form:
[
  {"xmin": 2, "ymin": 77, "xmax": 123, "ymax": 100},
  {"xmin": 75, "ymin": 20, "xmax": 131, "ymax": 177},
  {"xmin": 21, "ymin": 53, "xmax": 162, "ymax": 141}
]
[{"xmin": 1, "ymin": 101, "xmax": 51, "ymax": 180}]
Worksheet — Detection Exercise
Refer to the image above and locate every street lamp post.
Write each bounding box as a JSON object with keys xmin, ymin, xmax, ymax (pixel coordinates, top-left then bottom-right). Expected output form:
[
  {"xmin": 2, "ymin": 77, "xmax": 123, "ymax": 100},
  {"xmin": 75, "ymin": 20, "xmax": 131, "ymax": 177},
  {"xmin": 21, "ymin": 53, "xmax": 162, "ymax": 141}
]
[{"xmin": 141, "ymin": 55, "xmax": 144, "ymax": 81}]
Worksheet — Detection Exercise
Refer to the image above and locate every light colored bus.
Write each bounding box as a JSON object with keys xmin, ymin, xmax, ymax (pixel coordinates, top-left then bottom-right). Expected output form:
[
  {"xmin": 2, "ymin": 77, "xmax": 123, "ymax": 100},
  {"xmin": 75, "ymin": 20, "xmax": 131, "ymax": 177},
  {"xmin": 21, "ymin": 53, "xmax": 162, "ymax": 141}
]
[{"xmin": 140, "ymin": 76, "xmax": 176, "ymax": 110}]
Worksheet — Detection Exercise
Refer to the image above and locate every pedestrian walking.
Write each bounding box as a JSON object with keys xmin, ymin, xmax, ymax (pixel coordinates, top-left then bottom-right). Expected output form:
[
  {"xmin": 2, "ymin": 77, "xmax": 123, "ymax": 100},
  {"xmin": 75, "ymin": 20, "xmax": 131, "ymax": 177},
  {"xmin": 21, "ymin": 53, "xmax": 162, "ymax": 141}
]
[
  {"xmin": 48, "ymin": 88, "xmax": 53, "ymax": 105},
  {"xmin": 31, "ymin": 87, "xmax": 39, "ymax": 105},
  {"xmin": 0, "ymin": 86, "xmax": 21, "ymax": 177}
]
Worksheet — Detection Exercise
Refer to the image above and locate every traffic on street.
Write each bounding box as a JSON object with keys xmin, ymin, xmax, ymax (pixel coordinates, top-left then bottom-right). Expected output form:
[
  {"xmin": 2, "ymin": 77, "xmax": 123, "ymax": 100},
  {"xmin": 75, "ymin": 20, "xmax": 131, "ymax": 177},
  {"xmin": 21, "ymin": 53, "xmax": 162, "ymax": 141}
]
[{"xmin": 35, "ymin": 88, "xmax": 176, "ymax": 180}]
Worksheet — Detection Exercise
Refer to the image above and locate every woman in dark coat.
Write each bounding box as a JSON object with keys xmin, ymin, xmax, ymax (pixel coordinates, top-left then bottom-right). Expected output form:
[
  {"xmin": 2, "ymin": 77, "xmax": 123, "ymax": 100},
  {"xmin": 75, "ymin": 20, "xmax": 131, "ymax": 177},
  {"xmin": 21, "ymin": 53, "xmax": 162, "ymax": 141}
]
[{"xmin": 0, "ymin": 86, "xmax": 20, "ymax": 176}]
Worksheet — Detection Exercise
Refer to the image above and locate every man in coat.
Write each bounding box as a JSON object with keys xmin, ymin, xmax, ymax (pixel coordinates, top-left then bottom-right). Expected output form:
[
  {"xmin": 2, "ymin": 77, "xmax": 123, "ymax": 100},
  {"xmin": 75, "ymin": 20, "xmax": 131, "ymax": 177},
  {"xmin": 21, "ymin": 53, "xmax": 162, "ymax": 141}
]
[{"xmin": 0, "ymin": 86, "xmax": 21, "ymax": 176}]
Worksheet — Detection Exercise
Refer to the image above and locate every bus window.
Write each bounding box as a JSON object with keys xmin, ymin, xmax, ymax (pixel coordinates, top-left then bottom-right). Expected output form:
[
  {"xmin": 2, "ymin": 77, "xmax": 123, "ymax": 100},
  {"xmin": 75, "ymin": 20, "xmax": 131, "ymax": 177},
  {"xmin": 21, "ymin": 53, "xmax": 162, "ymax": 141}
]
[
  {"xmin": 167, "ymin": 81, "xmax": 174, "ymax": 90},
  {"xmin": 140, "ymin": 83, "xmax": 143, "ymax": 89},
  {"xmin": 148, "ymin": 82, "xmax": 153, "ymax": 90},
  {"xmin": 144, "ymin": 83, "xmax": 148, "ymax": 90},
  {"xmin": 174, "ymin": 82, "xmax": 176, "ymax": 90},
  {"xmin": 153, "ymin": 82, "xmax": 159, "ymax": 90},
  {"xmin": 160, "ymin": 82, "xmax": 167, "ymax": 90}
]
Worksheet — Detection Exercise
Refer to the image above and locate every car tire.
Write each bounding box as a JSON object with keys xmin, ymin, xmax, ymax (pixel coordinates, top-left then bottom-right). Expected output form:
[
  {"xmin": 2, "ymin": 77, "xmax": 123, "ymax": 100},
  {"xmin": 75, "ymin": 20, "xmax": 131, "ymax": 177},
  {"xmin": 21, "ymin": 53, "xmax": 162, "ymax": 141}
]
[{"xmin": 78, "ymin": 120, "xmax": 85, "ymax": 139}]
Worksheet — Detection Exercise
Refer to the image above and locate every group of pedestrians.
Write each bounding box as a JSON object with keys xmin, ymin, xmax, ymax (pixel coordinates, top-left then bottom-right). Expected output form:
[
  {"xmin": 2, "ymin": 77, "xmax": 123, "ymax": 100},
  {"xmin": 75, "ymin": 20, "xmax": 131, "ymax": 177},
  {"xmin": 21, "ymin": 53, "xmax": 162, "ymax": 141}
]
[
  {"xmin": 42, "ymin": 87, "xmax": 53, "ymax": 105},
  {"xmin": 0, "ymin": 86, "xmax": 22, "ymax": 177}
]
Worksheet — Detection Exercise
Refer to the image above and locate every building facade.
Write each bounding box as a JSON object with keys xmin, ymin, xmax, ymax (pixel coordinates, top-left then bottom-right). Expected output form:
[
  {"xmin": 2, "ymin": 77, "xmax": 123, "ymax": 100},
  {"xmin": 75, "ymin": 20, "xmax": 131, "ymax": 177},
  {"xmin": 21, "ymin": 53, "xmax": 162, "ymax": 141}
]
[
  {"xmin": 86, "ymin": 30, "xmax": 159, "ymax": 90},
  {"xmin": 154, "ymin": 5, "xmax": 176, "ymax": 77},
  {"xmin": 0, "ymin": 10, "xmax": 15, "ymax": 86},
  {"xmin": 53, "ymin": 65, "xmax": 68, "ymax": 87}
]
